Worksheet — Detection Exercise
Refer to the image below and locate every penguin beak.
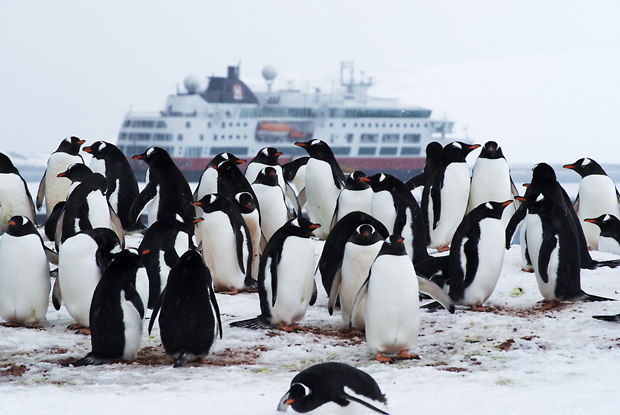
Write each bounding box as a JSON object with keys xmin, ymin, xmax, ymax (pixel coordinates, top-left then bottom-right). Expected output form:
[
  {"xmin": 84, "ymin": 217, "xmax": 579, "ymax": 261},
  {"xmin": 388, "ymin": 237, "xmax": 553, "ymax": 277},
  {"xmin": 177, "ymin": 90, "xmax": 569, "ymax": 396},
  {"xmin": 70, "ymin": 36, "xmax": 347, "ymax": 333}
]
[
  {"xmin": 192, "ymin": 201, "xmax": 202, "ymax": 207},
  {"xmin": 193, "ymin": 218, "xmax": 204, "ymax": 223},
  {"xmin": 584, "ymin": 219, "xmax": 599, "ymax": 224},
  {"xmin": 294, "ymin": 142, "xmax": 307, "ymax": 147},
  {"xmin": 275, "ymin": 152, "xmax": 282, "ymax": 157},
  {"xmin": 132, "ymin": 154, "xmax": 144, "ymax": 160},
  {"xmin": 9, "ymin": 221, "xmax": 16, "ymax": 226},
  {"xmin": 309, "ymin": 224, "xmax": 321, "ymax": 230},
  {"xmin": 563, "ymin": 164, "xmax": 575, "ymax": 170},
  {"xmin": 502, "ymin": 200, "xmax": 513, "ymax": 207},
  {"xmin": 83, "ymin": 146, "xmax": 92, "ymax": 153},
  {"xmin": 515, "ymin": 196, "xmax": 527, "ymax": 202},
  {"xmin": 141, "ymin": 249, "xmax": 150, "ymax": 255},
  {"xmin": 77, "ymin": 140, "xmax": 85, "ymax": 145},
  {"xmin": 277, "ymin": 391, "xmax": 293, "ymax": 412},
  {"xmin": 359, "ymin": 177, "xmax": 371, "ymax": 183},
  {"xmin": 57, "ymin": 171, "xmax": 67, "ymax": 177},
  {"xmin": 522, "ymin": 183, "xmax": 530, "ymax": 188}
]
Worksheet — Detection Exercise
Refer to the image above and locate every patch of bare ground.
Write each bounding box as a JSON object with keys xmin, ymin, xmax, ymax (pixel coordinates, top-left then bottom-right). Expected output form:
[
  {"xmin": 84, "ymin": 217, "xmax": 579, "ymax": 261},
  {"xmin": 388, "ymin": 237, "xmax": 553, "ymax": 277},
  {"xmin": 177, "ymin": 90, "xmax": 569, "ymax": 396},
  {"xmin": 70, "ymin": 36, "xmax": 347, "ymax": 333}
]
[
  {"xmin": 487, "ymin": 305, "xmax": 569, "ymax": 318},
  {"xmin": 0, "ymin": 364, "xmax": 28, "ymax": 378},
  {"xmin": 308, "ymin": 327, "xmax": 366, "ymax": 346},
  {"xmin": 439, "ymin": 366, "xmax": 468, "ymax": 373},
  {"xmin": 497, "ymin": 339, "xmax": 515, "ymax": 351}
]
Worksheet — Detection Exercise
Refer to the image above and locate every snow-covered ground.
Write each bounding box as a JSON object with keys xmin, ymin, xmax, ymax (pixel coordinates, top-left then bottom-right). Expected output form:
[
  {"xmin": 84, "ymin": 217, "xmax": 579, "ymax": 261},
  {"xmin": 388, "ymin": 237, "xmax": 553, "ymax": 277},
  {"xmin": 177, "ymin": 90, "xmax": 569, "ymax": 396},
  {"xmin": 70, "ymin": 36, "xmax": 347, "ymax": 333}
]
[{"xmin": 2, "ymin": 229, "xmax": 620, "ymax": 414}]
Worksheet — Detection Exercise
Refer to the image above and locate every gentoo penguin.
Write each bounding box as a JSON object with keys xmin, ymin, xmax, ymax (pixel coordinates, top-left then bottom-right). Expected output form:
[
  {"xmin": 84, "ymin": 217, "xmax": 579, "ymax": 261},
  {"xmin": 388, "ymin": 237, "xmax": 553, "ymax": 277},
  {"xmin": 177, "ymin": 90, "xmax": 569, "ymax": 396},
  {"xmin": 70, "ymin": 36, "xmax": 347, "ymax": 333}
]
[
  {"xmin": 584, "ymin": 214, "xmax": 620, "ymax": 255},
  {"xmin": 516, "ymin": 165, "xmax": 614, "ymax": 309},
  {"xmin": 148, "ymin": 250, "xmax": 222, "ymax": 368},
  {"xmin": 563, "ymin": 158, "xmax": 620, "ymax": 250},
  {"xmin": 467, "ymin": 141, "xmax": 519, "ymax": 228},
  {"xmin": 367, "ymin": 173, "xmax": 430, "ymax": 264},
  {"xmin": 350, "ymin": 235, "xmax": 454, "ymax": 362},
  {"xmin": 57, "ymin": 163, "xmax": 94, "ymax": 197},
  {"xmin": 405, "ymin": 141, "xmax": 443, "ymax": 190},
  {"xmin": 282, "ymin": 156, "xmax": 309, "ymax": 196},
  {"xmin": 194, "ymin": 152, "xmax": 245, "ymax": 202},
  {"xmin": 245, "ymin": 147, "xmax": 284, "ymax": 189},
  {"xmin": 56, "ymin": 168, "xmax": 124, "ymax": 247},
  {"xmin": 422, "ymin": 141, "xmax": 480, "ymax": 251},
  {"xmin": 277, "ymin": 362, "xmax": 388, "ymax": 414},
  {"xmin": 295, "ymin": 140, "xmax": 345, "ymax": 239},
  {"xmin": 214, "ymin": 159, "xmax": 258, "ymax": 202},
  {"xmin": 44, "ymin": 201, "xmax": 65, "ymax": 242},
  {"xmin": 0, "ymin": 153, "xmax": 36, "ymax": 233},
  {"xmin": 447, "ymin": 201, "xmax": 513, "ymax": 310},
  {"xmin": 193, "ymin": 194, "xmax": 254, "ymax": 294},
  {"xmin": 332, "ymin": 171, "xmax": 373, "ymax": 226},
  {"xmin": 0, "ymin": 216, "xmax": 50, "ymax": 327},
  {"xmin": 317, "ymin": 211, "xmax": 389, "ymax": 297},
  {"xmin": 251, "ymin": 167, "xmax": 291, "ymax": 243},
  {"xmin": 83, "ymin": 141, "xmax": 146, "ymax": 233},
  {"xmin": 233, "ymin": 191, "xmax": 262, "ymax": 280},
  {"xmin": 36, "ymin": 136, "xmax": 85, "ymax": 215},
  {"xmin": 138, "ymin": 214, "xmax": 193, "ymax": 308},
  {"xmin": 68, "ymin": 249, "xmax": 145, "ymax": 366},
  {"xmin": 327, "ymin": 224, "xmax": 384, "ymax": 331},
  {"xmin": 129, "ymin": 147, "xmax": 194, "ymax": 227},
  {"xmin": 56, "ymin": 228, "xmax": 122, "ymax": 331},
  {"xmin": 230, "ymin": 218, "xmax": 319, "ymax": 331}
]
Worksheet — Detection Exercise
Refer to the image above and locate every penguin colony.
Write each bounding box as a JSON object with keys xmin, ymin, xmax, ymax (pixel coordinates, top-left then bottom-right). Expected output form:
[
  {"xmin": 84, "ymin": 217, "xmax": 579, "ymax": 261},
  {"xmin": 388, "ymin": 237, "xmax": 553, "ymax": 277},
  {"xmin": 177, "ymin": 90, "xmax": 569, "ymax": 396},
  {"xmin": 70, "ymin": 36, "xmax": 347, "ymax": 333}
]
[{"xmin": 3, "ymin": 137, "xmax": 620, "ymax": 413}]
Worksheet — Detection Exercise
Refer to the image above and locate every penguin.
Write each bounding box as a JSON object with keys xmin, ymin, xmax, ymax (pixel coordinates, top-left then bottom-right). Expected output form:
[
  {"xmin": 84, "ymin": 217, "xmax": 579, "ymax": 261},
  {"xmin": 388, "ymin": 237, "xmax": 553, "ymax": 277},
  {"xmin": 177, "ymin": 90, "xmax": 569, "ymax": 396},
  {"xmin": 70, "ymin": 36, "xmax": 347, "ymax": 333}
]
[
  {"xmin": 405, "ymin": 141, "xmax": 443, "ymax": 190},
  {"xmin": 194, "ymin": 152, "xmax": 246, "ymax": 202},
  {"xmin": 0, "ymin": 153, "xmax": 36, "ymax": 233},
  {"xmin": 446, "ymin": 200, "xmax": 513, "ymax": 310},
  {"xmin": 0, "ymin": 216, "xmax": 50, "ymax": 327},
  {"xmin": 282, "ymin": 156, "xmax": 309, "ymax": 196},
  {"xmin": 367, "ymin": 173, "xmax": 430, "ymax": 264},
  {"xmin": 332, "ymin": 171, "xmax": 373, "ymax": 226},
  {"xmin": 563, "ymin": 158, "xmax": 620, "ymax": 250},
  {"xmin": 55, "ymin": 228, "xmax": 122, "ymax": 331},
  {"xmin": 148, "ymin": 250, "xmax": 222, "ymax": 368},
  {"xmin": 68, "ymin": 249, "xmax": 145, "ymax": 366},
  {"xmin": 466, "ymin": 141, "xmax": 519, "ymax": 228},
  {"xmin": 422, "ymin": 141, "xmax": 480, "ymax": 251},
  {"xmin": 327, "ymin": 224, "xmax": 384, "ymax": 331},
  {"xmin": 233, "ymin": 191, "xmax": 262, "ymax": 281},
  {"xmin": 245, "ymin": 147, "xmax": 284, "ymax": 190},
  {"xmin": 44, "ymin": 201, "xmax": 65, "ymax": 242},
  {"xmin": 83, "ymin": 141, "xmax": 146, "ymax": 233},
  {"xmin": 57, "ymin": 163, "xmax": 94, "ymax": 197},
  {"xmin": 317, "ymin": 211, "xmax": 389, "ymax": 298},
  {"xmin": 516, "ymin": 165, "xmax": 615, "ymax": 309},
  {"xmin": 295, "ymin": 140, "xmax": 345, "ymax": 239},
  {"xmin": 214, "ymin": 159, "xmax": 257, "ymax": 201},
  {"xmin": 138, "ymin": 214, "xmax": 193, "ymax": 308},
  {"xmin": 193, "ymin": 194, "xmax": 254, "ymax": 294},
  {"xmin": 129, "ymin": 147, "xmax": 194, "ymax": 227},
  {"xmin": 277, "ymin": 362, "xmax": 388, "ymax": 414},
  {"xmin": 230, "ymin": 218, "xmax": 319, "ymax": 331},
  {"xmin": 584, "ymin": 214, "xmax": 620, "ymax": 255},
  {"xmin": 56, "ymin": 168, "xmax": 124, "ymax": 247},
  {"xmin": 251, "ymin": 167, "xmax": 291, "ymax": 243},
  {"xmin": 36, "ymin": 136, "xmax": 85, "ymax": 215},
  {"xmin": 350, "ymin": 235, "xmax": 454, "ymax": 362}
]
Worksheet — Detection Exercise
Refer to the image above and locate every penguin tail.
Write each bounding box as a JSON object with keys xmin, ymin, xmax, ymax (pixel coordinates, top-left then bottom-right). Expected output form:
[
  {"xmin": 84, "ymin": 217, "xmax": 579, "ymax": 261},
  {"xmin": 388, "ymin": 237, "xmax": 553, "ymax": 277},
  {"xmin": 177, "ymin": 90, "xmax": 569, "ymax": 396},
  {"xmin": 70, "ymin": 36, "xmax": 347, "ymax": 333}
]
[
  {"xmin": 420, "ymin": 301, "xmax": 443, "ymax": 312},
  {"xmin": 64, "ymin": 353, "xmax": 111, "ymax": 367},
  {"xmin": 592, "ymin": 259, "xmax": 620, "ymax": 269},
  {"xmin": 243, "ymin": 276, "xmax": 258, "ymax": 292},
  {"xmin": 229, "ymin": 315, "xmax": 270, "ymax": 330},
  {"xmin": 592, "ymin": 314, "xmax": 620, "ymax": 322},
  {"xmin": 580, "ymin": 292, "xmax": 616, "ymax": 303},
  {"xmin": 173, "ymin": 352, "xmax": 189, "ymax": 368}
]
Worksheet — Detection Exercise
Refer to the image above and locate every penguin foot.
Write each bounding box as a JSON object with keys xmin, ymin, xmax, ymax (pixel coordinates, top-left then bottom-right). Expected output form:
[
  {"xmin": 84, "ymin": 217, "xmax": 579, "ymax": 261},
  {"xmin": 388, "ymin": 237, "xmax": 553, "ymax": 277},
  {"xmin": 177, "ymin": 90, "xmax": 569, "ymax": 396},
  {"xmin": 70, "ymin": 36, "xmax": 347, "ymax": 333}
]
[
  {"xmin": 67, "ymin": 324, "xmax": 91, "ymax": 335},
  {"xmin": 278, "ymin": 323, "xmax": 306, "ymax": 332},
  {"xmin": 396, "ymin": 350, "xmax": 420, "ymax": 360},
  {"xmin": 521, "ymin": 267, "xmax": 535, "ymax": 273},
  {"xmin": 215, "ymin": 287, "xmax": 239, "ymax": 295},
  {"xmin": 375, "ymin": 352, "xmax": 394, "ymax": 364},
  {"xmin": 436, "ymin": 245, "xmax": 450, "ymax": 253},
  {"xmin": 0, "ymin": 321, "xmax": 21, "ymax": 328},
  {"xmin": 350, "ymin": 328, "xmax": 365, "ymax": 336},
  {"xmin": 469, "ymin": 305, "xmax": 490, "ymax": 312},
  {"xmin": 536, "ymin": 299, "xmax": 560, "ymax": 310},
  {"xmin": 24, "ymin": 323, "xmax": 44, "ymax": 330}
]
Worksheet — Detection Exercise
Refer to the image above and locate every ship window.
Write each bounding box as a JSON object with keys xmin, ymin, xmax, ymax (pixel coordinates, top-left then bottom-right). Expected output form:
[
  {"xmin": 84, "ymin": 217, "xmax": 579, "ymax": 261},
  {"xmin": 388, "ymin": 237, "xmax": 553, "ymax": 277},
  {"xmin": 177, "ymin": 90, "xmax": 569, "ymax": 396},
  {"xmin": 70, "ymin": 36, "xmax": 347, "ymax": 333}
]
[
  {"xmin": 236, "ymin": 135, "xmax": 240, "ymax": 139},
  {"xmin": 123, "ymin": 120, "xmax": 131, "ymax": 128},
  {"xmin": 401, "ymin": 147, "xmax": 421, "ymax": 155},
  {"xmin": 382, "ymin": 134, "xmax": 399, "ymax": 143},
  {"xmin": 329, "ymin": 123, "xmax": 333, "ymax": 128},
  {"xmin": 156, "ymin": 121, "xmax": 167, "ymax": 128},
  {"xmin": 210, "ymin": 147, "xmax": 248, "ymax": 156},
  {"xmin": 354, "ymin": 123, "xmax": 358, "ymax": 127},
  {"xmin": 389, "ymin": 123, "xmax": 393, "ymax": 127},
  {"xmin": 229, "ymin": 123, "xmax": 233, "ymax": 127},
  {"xmin": 244, "ymin": 135, "xmax": 247, "ymax": 139},
  {"xmin": 186, "ymin": 122, "xmax": 191, "ymax": 128},
  {"xmin": 281, "ymin": 147, "xmax": 307, "ymax": 157},
  {"xmin": 361, "ymin": 123, "xmax": 365, "ymax": 127},
  {"xmin": 214, "ymin": 135, "xmax": 217, "ymax": 141},
  {"xmin": 237, "ymin": 123, "xmax": 240, "ymax": 127},
  {"xmin": 118, "ymin": 133, "xmax": 127, "ymax": 141},
  {"xmin": 184, "ymin": 147, "xmax": 203, "ymax": 157},
  {"xmin": 128, "ymin": 133, "xmax": 151, "ymax": 141},
  {"xmin": 200, "ymin": 135, "xmax": 204, "ymax": 141},
  {"xmin": 345, "ymin": 133, "xmax": 354, "ymax": 143},
  {"xmin": 331, "ymin": 147, "xmax": 351, "ymax": 156},
  {"xmin": 424, "ymin": 124, "xmax": 428, "ymax": 127},
  {"xmin": 153, "ymin": 133, "xmax": 173, "ymax": 141},
  {"xmin": 358, "ymin": 147, "xmax": 376, "ymax": 156},
  {"xmin": 244, "ymin": 123, "xmax": 248, "ymax": 127},
  {"xmin": 360, "ymin": 134, "xmax": 378, "ymax": 143},
  {"xmin": 403, "ymin": 134, "xmax": 421, "ymax": 143},
  {"xmin": 375, "ymin": 123, "xmax": 379, "ymax": 127},
  {"xmin": 417, "ymin": 124, "xmax": 420, "ymax": 127},
  {"xmin": 380, "ymin": 147, "xmax": 398, "ymax": 155},
  {"xmin": 382, "ymin": 123, "xmax": 386, "ymax": 127},
  {"xmin": 207, "ymin": 122, "xmax": 211, "ymax": 128},
  {"xmin": 342, "ymin": 123, "xmax": 346, "ymax": 128},
  {"xmin": 124, "ymin": 145, "xmax": 151, "ymax": 155},
  {"xmin": 131, "ymin": 120, "xmax": 155, "ymax": 128},
  {"xmin": 222, "ymin": 122, "xmax": 226, "ymax": 128},
  {"xmin": 229, "ymin": 135, "xmax": 233, "ymax": 139},
  {"xmin": 396, "ymin": 124, "xmax": 400, "ymax": 127},
  {"xmin": 178, "ymin": 134, "xmax": 183, "ymax": 141}
]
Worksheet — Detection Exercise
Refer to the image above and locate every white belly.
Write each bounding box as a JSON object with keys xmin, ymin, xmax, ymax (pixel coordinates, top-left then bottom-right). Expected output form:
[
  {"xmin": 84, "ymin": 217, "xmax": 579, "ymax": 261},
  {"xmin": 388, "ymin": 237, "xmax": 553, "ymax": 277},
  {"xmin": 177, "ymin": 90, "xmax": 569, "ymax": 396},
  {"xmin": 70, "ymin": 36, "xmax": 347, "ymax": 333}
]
[
  {"xmin": 576, "ymin": 175, "xmax": 620, "ymax": 250},
  {"xmin": 44, "ymin": 153, "xmax": 83, "ymax": 214},
  {"xmin": 336, "ymin": 188, "xmax": 373, "ymax": 222},
  {"xmin": 252, "ymin": 184, "xmax": 289, "ymax": 242},
  {"xmin": 371, "ymin": 191, "xmax": 396, "ymax": 232},
  {"xmin": 0, "ymin": 175, "xmax": 35, "ymax": 233},
  {"xmin": 304, "ymin": 159, "xmax": 341, "ymax": 239},
  {"xmin": 525, "ymin": 214, "xmax": 559, "ymax": 300},
  {"xmin": 467, "ymin": 158, "xmax": 516, "ymax": 227},
  {"xmin": 121, "ymin": 290, "xmax": 144, "ymax": 361}
]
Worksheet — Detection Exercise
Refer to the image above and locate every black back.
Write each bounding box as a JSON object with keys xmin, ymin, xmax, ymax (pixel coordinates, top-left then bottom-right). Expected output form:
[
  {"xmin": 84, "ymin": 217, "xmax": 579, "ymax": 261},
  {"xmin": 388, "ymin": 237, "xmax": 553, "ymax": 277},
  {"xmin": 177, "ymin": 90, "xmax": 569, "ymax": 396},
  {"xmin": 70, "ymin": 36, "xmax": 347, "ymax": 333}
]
[
  {"xmin": 405, "ymin": 141, "xmax": 443, "ymax": 190},
  {"xmin": 215, "ymin": 160, "xmax": 257, "ymax": 202},
  {"xmin": 60, "ymin": 173, "xmax": 109, "ymax": 243},
  {"xmin": 294, "ymin": 140, "xmax": 345, "ymax": 188},
  {"xmin": 282, "ymin": 157, "xmax": 309, "ymax": 182}
]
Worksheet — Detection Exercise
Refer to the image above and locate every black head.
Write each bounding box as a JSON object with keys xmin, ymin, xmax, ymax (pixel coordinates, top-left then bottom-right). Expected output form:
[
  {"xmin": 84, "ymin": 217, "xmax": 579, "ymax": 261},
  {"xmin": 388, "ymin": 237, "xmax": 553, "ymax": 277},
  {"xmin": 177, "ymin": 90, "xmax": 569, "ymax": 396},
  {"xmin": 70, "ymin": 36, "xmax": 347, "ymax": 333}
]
[
  {"xmin": 469, "ymin": 200, "xmax": 513, "ymax": 220},
  {"xmin": 83, "ymin": 141, "xmax": 119, "ymax": 160},
  {"xmin": 106, "ymin": 248, "xmax": 142, "ymax": 276},
  {"xmin": 378, "ymin": 234, "xmax": 408, "ymax": 256},
  {"xmin": 349, "ymin": 224, "xmax": 383, "ymax": 246},
  {"xmin": 424, "ymin": 141, "xmax": 443, "ymax": 173},
  {"xmin": 56, "ymin": 136, "xmax": 85, "ymax": 155},
  {"xmin": 132, "ymin": 147, "xmax": 173, "ymax": 165},
  {"xmin": 282, "ymin": 157, "xmax": 309, "ymax": 181},
  {"xmin": 254, "ymin": 167, "xmax": 279, "ymax": 186},
  {"xmin": 479, "ymin": 141, "xmax": 505, "ymax": 160},
  {"xmin": 252, "ymin": 147, "xmax": 282, "ymax": 164},
  {"xmin": 208, "ymin": 152, "xmax": 246, "ymax": 169},
  {"xmin": 531, "ymin": 163, "xmax": 557, "ymax": 182},
  {"xmin": 439, "ymin": 141, "xmax": 481, "ymax": 163},
  {"xmin": 366, "ymin": 173, "xmax": 401, "ymax": 193},
  {"xmin": 57, "ymin": 163, "xmax": 92, "ymax": 183},
  {"xmin": 294, "ymin": 139, "xmax": 336, "ymax": 161},
  {"xmin": 282, "ymin": 217, "xmax": 320, "ymax": 238},
  {"xmin": 234, "ymin": 192, "xmax": 257, "ymax": 214},
  {"xmin": 0, "ymin": 153, "xmax": 19, "ymax": 175},
  {"xmin": 345, "ymin": 171, "xmax": 370, "ymax": 190},
  {"xmin": 5, "ymin": 216, "xmax": 38, "ymax": 237},
  {"xmin": 563, "ymin": 158, "xmax": 607, "ymax": 178},
  {"xmin": 193, "ymin": 193, "xmax": 236, "ymax": 215},
  {"xmin": 584, "ymin": 214, "xmax": 620, "ymax": 236}
]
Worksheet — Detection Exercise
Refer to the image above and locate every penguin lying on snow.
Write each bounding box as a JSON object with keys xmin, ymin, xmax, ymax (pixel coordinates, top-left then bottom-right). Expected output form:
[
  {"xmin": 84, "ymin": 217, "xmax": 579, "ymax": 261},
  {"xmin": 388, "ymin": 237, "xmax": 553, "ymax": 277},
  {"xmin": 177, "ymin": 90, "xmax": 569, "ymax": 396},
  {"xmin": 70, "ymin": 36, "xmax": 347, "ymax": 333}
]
[
  {"xmin": 351, "ymin": 235, "xmax": 454, "ymax": 362},
  {"xmin": 277, "ymin": 362, "xmax": 388, "ymax": 414},
  {"xmin": 68, "ymin": 249, "xmax": 144, "ymax": 366},
  {"xmin": 149, "ymin": 250, "xmax": 222, "ymax": 368},
  {"xmin": 230, "ymin": 218, "xmax": 319, "ymax": 331}
]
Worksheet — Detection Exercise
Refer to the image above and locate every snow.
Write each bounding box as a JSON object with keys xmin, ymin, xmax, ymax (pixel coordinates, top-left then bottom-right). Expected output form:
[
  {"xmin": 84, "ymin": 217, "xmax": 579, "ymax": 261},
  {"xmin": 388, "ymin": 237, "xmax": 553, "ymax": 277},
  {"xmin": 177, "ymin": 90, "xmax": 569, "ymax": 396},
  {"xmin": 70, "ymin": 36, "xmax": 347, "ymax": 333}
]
[{"xmin": 2, "ymin": 228, "xmax": 620, "ymax": 415}]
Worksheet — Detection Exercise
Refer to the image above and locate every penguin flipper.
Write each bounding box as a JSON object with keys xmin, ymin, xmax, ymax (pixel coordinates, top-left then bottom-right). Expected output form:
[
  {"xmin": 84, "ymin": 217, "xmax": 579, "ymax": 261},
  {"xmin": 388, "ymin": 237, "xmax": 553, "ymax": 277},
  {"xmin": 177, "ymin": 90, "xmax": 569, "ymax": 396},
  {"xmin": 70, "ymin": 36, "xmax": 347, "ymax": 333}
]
[
  {"xmin": 148, "ymin": 287, "xmax": 165, "ymax": 335},
  {"xmin": 109, "ymin": 207, "xmax": 126, "ymax": 248},
  {"xmin": 124, "ymin": 284, "xmax": 145, "ymax": 320},
  {"xmin": 335, "ymin": 392, "xmax": 389, "ymax": 415},
  {"xmin": 229, "ymin": 315, "xmax": 271, "ymax": 329},
  {"xmin": 573, "ymin": 194, "xmax": 580, "ymax": 213},
  {"xmin": 54, "ymin": 210, "xmax": 65, "ymax": 251},
  {"xmin": 52, "ymin": 276, "xmax": 62, "ymax": 311},
  {"xmin": 284, "ymin": 181, "xmax": 301, "ymax": 217},
  {"xmin": 505, "ymin": 204, "xmax": 527, "ymax": 249},
  {"xmin": 44, "ymin": 246, "xmax": 59, "ymax": 265},
  {"xmin": 429, "ymin": 182, "xmax": 442, "ymax": 229},
  {"xmin": 297, "ymin": 187, "xmax": 307, "ymax": 210},
  {"xmin": 328, "ymin": 270, "xmax": 343, "ymax": 315},
  {"xmin": 580, "ymin": 292, "xmax": 616, "ymax": 303},
  {"xmin": 417, "ymin": 276, "xmax": 455, "ymax": 314},
  {"xmin": 537, "ymin": 231, "xmax": 558, "ymax": 284},
  {"xmin": 36, "ymin": 170, "xmax": 46, "ymax": 210},
  {"xmin": 349, "ymin": 277, "xmax": 370, "ymax": 331},
  {"xmin": 594, "ymin": 259, "xmax": 620, "ymax": 269},
  {"xmin": 129, "ymin": 182, "xmax": 157, "ymax": 225},
  {"xmin": 405, "ymin": 172, "xmax": 426, "ymax": 190},
  {"xmin": 173, "ymin": 352, "xmax": 189, "ymax": 368},
  {"xmin": 310, "ymin": 279, "xmax": 318, "ymax": 306},
  {"xmin": 208, "ymin": 285, "xmax": 223, "ymax": 339},
  {"xmin": 592, "ymin": 314, "xmax": 620, "ymax": 322}
]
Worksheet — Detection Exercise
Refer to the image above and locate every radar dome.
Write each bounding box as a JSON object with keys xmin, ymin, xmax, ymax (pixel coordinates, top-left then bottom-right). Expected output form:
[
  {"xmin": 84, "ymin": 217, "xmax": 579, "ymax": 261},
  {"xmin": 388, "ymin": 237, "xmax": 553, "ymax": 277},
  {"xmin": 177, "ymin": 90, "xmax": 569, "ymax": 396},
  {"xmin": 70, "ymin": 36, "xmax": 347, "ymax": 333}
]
[
  {"xmin": 184, "ymin": 75, "xmax": 200, "ymax": 94},
  {"xmin": 262, "ymin": 65, "xmax": 277, "ymax": 82}
]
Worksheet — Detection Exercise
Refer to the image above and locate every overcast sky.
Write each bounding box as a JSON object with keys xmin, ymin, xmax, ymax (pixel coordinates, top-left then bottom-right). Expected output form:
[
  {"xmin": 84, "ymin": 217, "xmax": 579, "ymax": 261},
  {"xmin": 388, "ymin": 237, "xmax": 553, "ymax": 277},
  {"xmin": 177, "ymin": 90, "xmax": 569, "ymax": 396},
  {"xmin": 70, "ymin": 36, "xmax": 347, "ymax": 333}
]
[{"xmin": 1, "ymin": 1, "xmax": 619, "ymax": 165}]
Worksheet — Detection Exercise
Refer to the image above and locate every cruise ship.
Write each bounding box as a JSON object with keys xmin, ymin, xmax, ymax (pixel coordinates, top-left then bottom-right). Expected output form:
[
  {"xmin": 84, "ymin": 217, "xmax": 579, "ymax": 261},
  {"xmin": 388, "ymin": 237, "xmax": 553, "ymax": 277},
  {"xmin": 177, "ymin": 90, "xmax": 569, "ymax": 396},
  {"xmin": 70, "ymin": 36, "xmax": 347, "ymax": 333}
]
[{"xmin": 116, "ymin": 62, "xmax": 461, "ymax": 181}]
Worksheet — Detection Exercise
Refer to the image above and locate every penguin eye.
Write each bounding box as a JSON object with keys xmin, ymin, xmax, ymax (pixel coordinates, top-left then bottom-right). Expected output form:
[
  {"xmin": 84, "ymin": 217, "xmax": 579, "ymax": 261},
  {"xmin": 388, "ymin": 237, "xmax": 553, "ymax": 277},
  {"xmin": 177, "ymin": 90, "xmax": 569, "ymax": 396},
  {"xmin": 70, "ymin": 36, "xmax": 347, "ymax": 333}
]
[{"xmin": 291, "ymin": 383, "xmax": 311, "ymax": 397}]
